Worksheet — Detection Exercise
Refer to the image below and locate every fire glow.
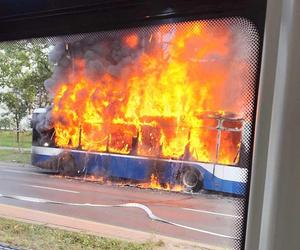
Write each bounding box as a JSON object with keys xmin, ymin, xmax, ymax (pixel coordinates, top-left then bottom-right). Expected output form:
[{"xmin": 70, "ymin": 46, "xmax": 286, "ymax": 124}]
[
  {"xmin": 138, "ymin": 174, "xmax": 183, "ymax": 192},
  {"xmin": 51, "ymin": 21, "xmax": 249, "ymax": 166}
]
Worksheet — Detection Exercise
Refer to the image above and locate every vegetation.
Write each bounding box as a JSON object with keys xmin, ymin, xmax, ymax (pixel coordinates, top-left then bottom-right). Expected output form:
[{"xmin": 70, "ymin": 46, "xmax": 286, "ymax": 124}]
[
  {"xmin": 0, "ymin": 131, "xmax": 31, "ymax": 163},
  {"xmin": 0, "ymin": 217, "xmax": 163, "ymax": 250},
  {"xmin": 0, "ymin": 117, "xmax": 11, "ymax": 130},
  {"xmin": 0, "ymin": 41, "xmax": 52, "ymax": 144},
  {"xmin": 0, "ymin": 130, "xmax": 32, "ymax": 148},
  {"xmin": 0, "ymin": 149, "xmax": 31, "ymax": 164}
]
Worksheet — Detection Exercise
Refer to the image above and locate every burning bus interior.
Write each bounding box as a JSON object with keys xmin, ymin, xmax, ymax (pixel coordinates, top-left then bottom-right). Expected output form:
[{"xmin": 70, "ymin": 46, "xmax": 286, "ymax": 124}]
[{"xmin": 30, "ymin": 19, "xmax": 257, "ymax": 195}]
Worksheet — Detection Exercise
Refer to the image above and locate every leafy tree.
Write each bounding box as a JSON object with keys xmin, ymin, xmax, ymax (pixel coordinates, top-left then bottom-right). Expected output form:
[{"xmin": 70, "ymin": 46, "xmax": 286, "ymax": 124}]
[
  {"xmin": 0, "ymin": 116, "xmax": 11, "ymax": 130},
  {"xmin": 0, "ymin": 41, "xmax": 52, "ymax": 144}
]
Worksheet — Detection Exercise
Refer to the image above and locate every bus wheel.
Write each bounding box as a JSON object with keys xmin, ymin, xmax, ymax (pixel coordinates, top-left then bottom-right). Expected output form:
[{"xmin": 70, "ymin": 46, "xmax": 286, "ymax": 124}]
[{"xmin": 181, "ymin": 167, "xmax": 203, "ymax": 193}]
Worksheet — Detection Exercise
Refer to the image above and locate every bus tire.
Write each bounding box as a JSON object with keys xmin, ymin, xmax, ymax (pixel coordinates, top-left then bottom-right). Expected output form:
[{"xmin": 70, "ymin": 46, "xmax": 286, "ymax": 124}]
[{"xmin": 181, "ymin": 167, "xmax": 203, "ymax": 193}]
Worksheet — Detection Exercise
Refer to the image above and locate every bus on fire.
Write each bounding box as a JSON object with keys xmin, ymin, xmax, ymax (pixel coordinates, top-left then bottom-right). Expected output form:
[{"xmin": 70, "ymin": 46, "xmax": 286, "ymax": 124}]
[
  {"xmin": 31, "ymin": 21, "xmax": 254, "ymax": 196},
  {"xmin": 31, "ymin": 108, "xmax": 248, "ymax": 195}
]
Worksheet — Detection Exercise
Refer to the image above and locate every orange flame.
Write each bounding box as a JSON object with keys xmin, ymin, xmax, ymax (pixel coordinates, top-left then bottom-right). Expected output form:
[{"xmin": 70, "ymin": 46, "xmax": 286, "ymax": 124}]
[
  {"xmin": 52, "ymin": 22, "xmax": 247, "ymax": 165},
  {"xmin": 139, "ymin": 174, "xmax": 183, "ymax": 192},
  {"xmin": 149, "ymin": 173, "xmax": 160, "ymax": 189}
]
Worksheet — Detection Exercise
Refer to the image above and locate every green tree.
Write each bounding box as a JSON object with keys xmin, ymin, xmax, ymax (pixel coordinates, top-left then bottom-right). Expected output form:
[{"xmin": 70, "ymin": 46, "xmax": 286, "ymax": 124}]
[
  {"xmin": 0, "ymin": 41, "xmax": 52, "ymax": 144},
  {"xmin": 0, "ymin": 116, "xmax": 11, "ymax": 130}
]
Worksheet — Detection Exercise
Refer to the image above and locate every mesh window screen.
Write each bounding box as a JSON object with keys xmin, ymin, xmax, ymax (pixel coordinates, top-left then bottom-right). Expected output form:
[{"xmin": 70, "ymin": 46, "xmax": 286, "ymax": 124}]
[{"xmin": 0, "ymin": 17, "xmax": 259, "ymax": 249}]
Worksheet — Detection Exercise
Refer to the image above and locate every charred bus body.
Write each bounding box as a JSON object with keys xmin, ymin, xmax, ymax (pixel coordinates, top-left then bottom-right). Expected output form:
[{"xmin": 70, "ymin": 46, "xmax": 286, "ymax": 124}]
[{"xmin": 32, "ymin": 108, "xmax": 247, "ymax": 195}]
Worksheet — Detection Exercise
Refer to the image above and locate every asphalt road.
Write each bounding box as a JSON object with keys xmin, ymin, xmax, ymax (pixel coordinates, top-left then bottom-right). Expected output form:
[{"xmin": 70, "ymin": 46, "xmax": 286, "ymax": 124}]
[{"xmin": 0, "ymin": 162, "xmax": 244, "ymax": 249}]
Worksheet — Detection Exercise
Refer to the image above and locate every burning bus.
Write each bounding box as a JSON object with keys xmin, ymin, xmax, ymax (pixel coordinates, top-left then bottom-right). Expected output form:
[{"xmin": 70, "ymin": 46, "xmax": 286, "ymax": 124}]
[{"xmin": 31, "ymin": 19, "xmax": 257, "ymax": 195}]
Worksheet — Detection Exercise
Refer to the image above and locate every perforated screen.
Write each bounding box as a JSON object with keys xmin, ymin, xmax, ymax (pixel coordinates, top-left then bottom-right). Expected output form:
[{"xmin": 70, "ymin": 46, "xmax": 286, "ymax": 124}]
[{"xmin": 0, "ymin": 17, "xmax": 260, "ymax": 249}]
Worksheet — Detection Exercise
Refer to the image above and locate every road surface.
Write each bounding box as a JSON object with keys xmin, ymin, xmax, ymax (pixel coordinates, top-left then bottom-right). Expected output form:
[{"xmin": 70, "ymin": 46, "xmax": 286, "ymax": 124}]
[{"xmin": 0, "ymin": 162, "xmax": 244, "ymax": 249}]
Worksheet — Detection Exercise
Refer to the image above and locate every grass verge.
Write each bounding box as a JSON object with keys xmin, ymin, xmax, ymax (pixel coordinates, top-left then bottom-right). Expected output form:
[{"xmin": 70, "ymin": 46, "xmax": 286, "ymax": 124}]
[
  {"xmin": 0, "ymin": 149, "xmax": 31, "ymax": 164},
  {"xmin": 0, "ymin": 130, "xmax": 32, "ymax": 148},
  {"xmin": 0, "ymin": 217, "xmax": 164, "ymax": 250}
]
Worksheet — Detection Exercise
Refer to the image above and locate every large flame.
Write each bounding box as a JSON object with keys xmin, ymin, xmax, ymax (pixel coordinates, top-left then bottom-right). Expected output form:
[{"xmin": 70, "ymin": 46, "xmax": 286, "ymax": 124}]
[{"xmin": 52, "ymin": 22, "xmax": 246, "ymax": 165}]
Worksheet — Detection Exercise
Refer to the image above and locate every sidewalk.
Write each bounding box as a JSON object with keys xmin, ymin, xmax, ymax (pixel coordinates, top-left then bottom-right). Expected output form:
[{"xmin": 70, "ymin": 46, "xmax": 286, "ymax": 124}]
[{"xmin": 0, "ymin": 204, "xmax": 213, "ymax": 250}]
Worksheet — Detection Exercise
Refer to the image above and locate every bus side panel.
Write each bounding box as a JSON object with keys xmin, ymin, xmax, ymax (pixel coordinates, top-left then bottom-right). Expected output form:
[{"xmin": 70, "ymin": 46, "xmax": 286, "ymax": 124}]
[
  {"xmin": 118, "ymin": 157, "xmax": 150, "ymax": 181},
  {"xmin": 32, "ymin": 146, "xmax": 246, "ymax": 195},
  {"xmin": 85, "ymin": 156, "xmax": 179, "ymax": 183},
  {"xmin": 31, "ymin": 153, "xmax": 52, "ymax": 166},
  {"xmin": 195, "ymin": 163, "xmax": 247, "ymax": 195},
  {"xmin": 85, "ymin": 155, "xmax": 150, "ymax": 181},
  {"xmin": 73, "ymin": 152, "xmax": 106, "ymax": 176}
]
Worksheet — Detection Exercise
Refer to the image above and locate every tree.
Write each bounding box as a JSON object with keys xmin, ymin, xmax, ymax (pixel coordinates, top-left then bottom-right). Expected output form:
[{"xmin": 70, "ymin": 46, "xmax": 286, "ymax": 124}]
[
  {"xmin": 0, "ymin": 41, "xmax": 52, "ymax": 144},
  {"xmin": 0, "ymin": 117, "xmax": 11, "ymax": 130}
]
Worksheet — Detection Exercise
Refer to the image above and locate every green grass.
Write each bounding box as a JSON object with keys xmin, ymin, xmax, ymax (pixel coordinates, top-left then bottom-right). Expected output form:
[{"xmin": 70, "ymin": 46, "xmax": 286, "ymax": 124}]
[
  {"xmin": 0, "ymin": 217, "xmax": 163, "ymax": 250},
  {"xmin": 0, "ymin": 149, "xmax": 31, "ymax": 164},
  {"xmin": 0, "ymin": 130, "xmax": 32, "ymax": 148}
]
